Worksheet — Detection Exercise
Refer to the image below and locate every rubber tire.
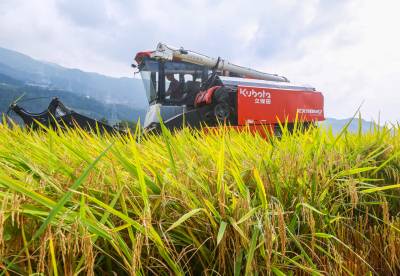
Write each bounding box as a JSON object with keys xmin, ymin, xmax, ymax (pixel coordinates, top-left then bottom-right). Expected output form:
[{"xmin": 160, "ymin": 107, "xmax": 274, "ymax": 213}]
[{"xmin": 212, "ymin": 87, "xmax": 235, "ymax": 124}]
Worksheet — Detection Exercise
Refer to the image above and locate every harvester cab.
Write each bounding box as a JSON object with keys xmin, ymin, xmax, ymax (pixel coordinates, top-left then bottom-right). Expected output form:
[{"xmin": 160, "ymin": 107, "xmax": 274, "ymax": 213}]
[
  {"xmin": 134, "ymin": 45, "xmax": 214, "ymax": 131},
  {"xmin": 134, "ymin": 43, "xmax": 324, "ymax": 134}
]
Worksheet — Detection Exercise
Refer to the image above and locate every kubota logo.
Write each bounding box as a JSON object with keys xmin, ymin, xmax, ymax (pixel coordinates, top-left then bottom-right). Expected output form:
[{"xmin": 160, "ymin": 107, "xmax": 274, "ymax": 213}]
[{"xmin": 239, "ymin": 87, "xmax": 271, "ymax": 105}]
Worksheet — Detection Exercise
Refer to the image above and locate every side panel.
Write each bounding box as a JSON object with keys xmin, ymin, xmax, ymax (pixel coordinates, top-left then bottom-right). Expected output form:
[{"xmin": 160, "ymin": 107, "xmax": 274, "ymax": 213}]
[{"xmin": 237, "ymin": 86, "xmax": 324, "ymax": 125}]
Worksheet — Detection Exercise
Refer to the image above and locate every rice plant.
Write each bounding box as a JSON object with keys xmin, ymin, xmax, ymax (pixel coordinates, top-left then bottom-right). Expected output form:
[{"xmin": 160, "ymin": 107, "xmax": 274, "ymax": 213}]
[{"xmin": 0, "ymin": 120, "xmax": 399, "ymax": 275}]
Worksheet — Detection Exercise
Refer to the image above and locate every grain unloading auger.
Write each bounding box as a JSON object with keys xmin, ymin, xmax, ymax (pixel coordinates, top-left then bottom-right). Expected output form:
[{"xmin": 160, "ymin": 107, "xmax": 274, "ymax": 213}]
[{"xmin": 134, "ymin": 43, "xmax": 324, "ymax": 135}]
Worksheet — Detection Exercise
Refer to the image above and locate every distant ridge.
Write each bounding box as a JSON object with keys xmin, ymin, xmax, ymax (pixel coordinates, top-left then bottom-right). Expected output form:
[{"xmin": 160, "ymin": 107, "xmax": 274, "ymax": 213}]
[
  {"xmin": 0, "ymin": 46, "xmax": 147, "ymax": 108},
  {"xmin": 321, "ymin": 118, "xmax": 377, "ymax": 134},
  {"xmin": 0, "ymin": 71, "xmax": 145, "ymax": 124}
]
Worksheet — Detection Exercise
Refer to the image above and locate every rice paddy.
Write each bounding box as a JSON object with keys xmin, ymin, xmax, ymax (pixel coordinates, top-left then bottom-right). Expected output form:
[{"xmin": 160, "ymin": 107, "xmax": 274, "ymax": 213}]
[{"xmin": 0, "ymin": 120, "xmax": 399, "ymax": 275}]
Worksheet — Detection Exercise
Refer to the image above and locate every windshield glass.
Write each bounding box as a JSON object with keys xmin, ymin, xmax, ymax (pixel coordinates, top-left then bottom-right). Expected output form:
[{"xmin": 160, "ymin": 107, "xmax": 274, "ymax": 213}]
[
  {"xmin": 139, "ymin": 58, "xmax": 207, "ymax": 104},
  {"xmin": 140, "ymin": 71, "xmax": 157, "ymax": 103}
]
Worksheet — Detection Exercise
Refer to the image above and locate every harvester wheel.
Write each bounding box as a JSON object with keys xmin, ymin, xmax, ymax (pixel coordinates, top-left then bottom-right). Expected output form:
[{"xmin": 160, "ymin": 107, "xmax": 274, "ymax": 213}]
[
  {"xmin": 214, "ymin": 102, "xmax": 231, "ymax": 121},
  {"xmin": 212, "ymin": 87, "xmax": 235, "ymax": 124}
]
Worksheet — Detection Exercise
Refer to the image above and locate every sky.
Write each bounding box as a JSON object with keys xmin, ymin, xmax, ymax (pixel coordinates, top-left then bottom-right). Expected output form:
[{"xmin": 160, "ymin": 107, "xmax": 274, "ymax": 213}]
[{"xmin": 0, "ymin": 0, "xmax": 399, "ymax": 122}]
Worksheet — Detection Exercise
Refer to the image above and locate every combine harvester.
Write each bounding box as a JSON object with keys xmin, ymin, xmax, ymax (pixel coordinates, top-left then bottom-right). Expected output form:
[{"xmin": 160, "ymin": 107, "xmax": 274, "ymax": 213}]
[
  {"xmin": 9, "ymin": 43, "xmax": 324, "ymax": 135},
  {"xmin": 134, "ymin": 43, "xmax": 324, "ymax": 135}
]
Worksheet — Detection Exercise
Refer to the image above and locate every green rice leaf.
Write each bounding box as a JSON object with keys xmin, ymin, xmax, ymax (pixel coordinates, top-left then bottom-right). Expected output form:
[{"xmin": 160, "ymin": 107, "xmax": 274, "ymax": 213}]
[
  {"xmin": 272, "ymin": 267, "xmax": 286, "ymax": 276},
  {"xmin": 245, "ymin": 227, "xmax": 259, "ymax": 275},
  {"xmin": 234, "ymin": 249, "xmax": 243, "ymax": 276},
  {"xmin": 361, "ymin": 184, "xmax": 400, "ymax": 194},
  {"xmin": 217, "ymin": 221, "xmax": 228, "ymax": 245},
  {"xmin": 315, "ymin": 232, "xmax": 335, "ymax": 239},
  {"xmin": 167, "ymin": 208, "xmax": 204, "ymax": 232},
  {"xmin": 237, "ymin": 207, "xmax": 259, "ymax": 225}
]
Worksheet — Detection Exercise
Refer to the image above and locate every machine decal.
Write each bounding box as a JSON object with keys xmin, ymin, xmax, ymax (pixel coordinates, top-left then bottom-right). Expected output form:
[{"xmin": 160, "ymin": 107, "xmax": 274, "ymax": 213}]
[
  {"xmin": 239, "ymin": 87, "xmax": 271, "ymax": 105},
  {"xmin": 238, "ymin": 85, "xmax": 324, "ymax": 125}
]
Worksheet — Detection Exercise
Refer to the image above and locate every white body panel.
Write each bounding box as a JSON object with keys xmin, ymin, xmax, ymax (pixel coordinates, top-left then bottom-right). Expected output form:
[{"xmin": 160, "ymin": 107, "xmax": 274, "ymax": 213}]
[
  {"xmin": 144, "ymin": 103, "xmax": 187, "ymax": 129},
  {"xmin": 218, "ymin": 76, "xmax": 316, "ymax": 91}
]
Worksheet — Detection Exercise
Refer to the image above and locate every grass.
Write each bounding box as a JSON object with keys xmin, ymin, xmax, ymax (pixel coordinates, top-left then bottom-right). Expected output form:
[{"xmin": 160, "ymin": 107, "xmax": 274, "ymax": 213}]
[{"xmin": 0, "ymin": 120, "xmax": 399, "ymax": 275}]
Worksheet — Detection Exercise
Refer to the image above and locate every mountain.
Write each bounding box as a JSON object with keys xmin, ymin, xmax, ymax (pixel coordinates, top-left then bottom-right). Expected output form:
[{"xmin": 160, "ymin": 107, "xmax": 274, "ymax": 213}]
[
  {"xmin": 0, "ymin": 47, "xmax": 147, "ymax": 109},
  {"xmin": 321, "ymin": 117, "xmax": 377, "ymax": 134},
  {"xmin": 0, "ymin": 74, "xmax": 145, "ymax": 125}
]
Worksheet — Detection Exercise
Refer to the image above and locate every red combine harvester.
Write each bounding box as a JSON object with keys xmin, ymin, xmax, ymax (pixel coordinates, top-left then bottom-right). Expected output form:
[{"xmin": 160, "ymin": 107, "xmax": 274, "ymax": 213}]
[
  {"xmin": 8, "ymin": 43, "xmax": 324, "ymax": 135},
  {"xmin": 134, "ymin": 43, "xmax": 324, "ymax": 135}
]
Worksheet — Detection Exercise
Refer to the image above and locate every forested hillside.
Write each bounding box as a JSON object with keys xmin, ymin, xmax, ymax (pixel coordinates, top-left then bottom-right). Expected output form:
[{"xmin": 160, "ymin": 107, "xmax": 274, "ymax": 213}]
[
  {"xmin": 0, "ymin": 46, "xmax": 147, "ymax": 108},
  {"xmin": 0, "ymin": 74, "xmax": 145, "ymax": 124}
]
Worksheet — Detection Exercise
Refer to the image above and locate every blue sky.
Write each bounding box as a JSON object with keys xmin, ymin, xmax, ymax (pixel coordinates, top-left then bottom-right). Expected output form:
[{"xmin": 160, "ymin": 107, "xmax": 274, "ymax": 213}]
[{"xmin": 0, "ymin": 0, "xmax": 399, "ymax": 122}]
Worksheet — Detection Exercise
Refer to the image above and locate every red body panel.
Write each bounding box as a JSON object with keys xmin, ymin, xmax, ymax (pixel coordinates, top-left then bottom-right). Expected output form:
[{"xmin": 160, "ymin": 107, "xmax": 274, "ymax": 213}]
[
  {"xmin": 134, "ymin": 51, "xmax": 154, "ymax": 64},
  {"xmin": 237, "ymin": 85, "xmax": 324, "ymax": 125}
]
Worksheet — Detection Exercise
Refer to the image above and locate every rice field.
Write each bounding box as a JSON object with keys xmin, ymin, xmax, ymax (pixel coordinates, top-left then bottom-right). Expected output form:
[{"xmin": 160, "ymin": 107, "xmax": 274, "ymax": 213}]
[{"xmin": 0, "ymin": 120, "xmax": 400, "ymax": 275}]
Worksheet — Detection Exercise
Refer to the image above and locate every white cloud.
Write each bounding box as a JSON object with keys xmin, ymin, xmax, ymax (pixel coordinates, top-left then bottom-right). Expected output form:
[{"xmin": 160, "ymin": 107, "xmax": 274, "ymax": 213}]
[
  {"xmin": 264, "ymin": 0, "xmax": 400, "ymax": 122},
  {"xmin": 0, "ymin": 0, "xmax": 399, "ymax": 121}
]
